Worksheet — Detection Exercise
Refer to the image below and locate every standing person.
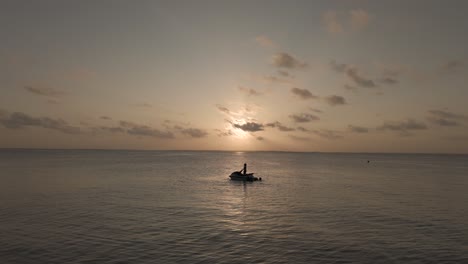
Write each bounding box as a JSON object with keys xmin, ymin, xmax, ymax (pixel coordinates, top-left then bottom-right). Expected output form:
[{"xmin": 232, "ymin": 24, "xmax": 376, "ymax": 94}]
[{"xmin": 238, "ymin": 163, "xmax": 247, "ymax": 175}]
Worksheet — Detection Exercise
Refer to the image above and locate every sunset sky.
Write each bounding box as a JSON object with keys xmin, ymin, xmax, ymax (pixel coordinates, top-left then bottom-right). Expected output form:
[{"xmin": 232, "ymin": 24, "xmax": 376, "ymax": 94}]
[{"xmin": 1, "ymin": 0, "xmax": 468, "ymax": 153}]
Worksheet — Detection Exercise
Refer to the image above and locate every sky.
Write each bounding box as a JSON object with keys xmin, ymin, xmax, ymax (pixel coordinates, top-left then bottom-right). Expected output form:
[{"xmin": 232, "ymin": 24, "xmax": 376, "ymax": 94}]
[{"xmin": 1, "ymin": 0, "xmax": 468, "ymax": 153}]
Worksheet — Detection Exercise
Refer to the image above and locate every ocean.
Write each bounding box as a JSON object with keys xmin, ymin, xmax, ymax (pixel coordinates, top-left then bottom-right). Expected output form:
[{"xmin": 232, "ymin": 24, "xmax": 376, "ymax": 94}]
[{"xmin": 1, "ymin": 149, "xmax": 468, "ymax": 263}]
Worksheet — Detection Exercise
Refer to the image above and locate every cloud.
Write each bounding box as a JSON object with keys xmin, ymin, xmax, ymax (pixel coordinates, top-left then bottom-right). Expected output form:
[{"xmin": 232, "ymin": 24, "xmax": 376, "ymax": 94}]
[
  {"xmin": 346, "ymin": 68, "xmax": 377, "ymax": 88},
  {"xmin": 100, "ymin": 116, "xmax": 112, "ymax": 120},
  {"xmin": 265, "ymin": 121, "xmax": 295, "ymax": 131},
  {"xmin": 0, "ymin": 111, "xmax": 81, "ymax": 134},
  {"xmin": 133, "ymin": 103, "xmax": 152, "ymax": 108},
  {"xmin": 120, "ymin": 121, "xmax": 174, "ymax": 138},
  {"xmin": 290, "ymin": 87, "xmax": 318, "ymax": 100},
  {"xmin": 323, "ymin": 10, "xmax": 343, "ymax": 34},
  {"xmin": 323, "ymin": 9, "xmax": 371, "ymax": 34},
  {"xmin": 96, "ymin": 126, "xmax": 125, "ymax": 133},
  {"xmin": 309, "ymin": 108, "xmax": 323, "ymax": 113},
  {"xmin": 277, "ymin": 70, "xmax": 291, "ymax": 77},
  {"xmin": 23, "ymin": 86, "xmax": 65, "ymax": 98},
  {"xmin": 289, "ymin": 135, "xmax": 311, "ymax": 141},
  {"xmin": 233, "ymin": 122, "xmax": 264, "ymax": 132},
  {"xmin": 271, "ymin": 52, "xmax": 308, "ymax": 69},
  {"xmin": 377, "ymin": 119, "xmax": 428, "ymax": 134},
  {"xmin": 238, "ymin": 86, "xmax": 262, "ymax": 96},
  {"xmin": 427, "ymin": 109, "xmax": 468, "ymax": 127},
  {"xmin": 180, "ymin": 128, "xmax": 208, "ymax": 138},
  {"xmin": 216, "ymin": 104, "xmax": 231, "ymax": 115},
  {"xmin": 312, "ymin": 129, "xmax": 343, "ymax": 140},
  {"xmin": 378, "ymin": 77, "xmax": 398, "ymax": 85},
  {"xmin": 289, "ymin": 113, "xmax": 320, "ymax": 123},
  {"xmin": 348, "ymin": 125, "xmax": 369, "ymax": 133},
  {"xmin": 325, "ymin": 95, "xmax": 347, "ymax": 106},
  {"xmin": 330, "ymin": 60, "xmax": 348, "ymax": 73},
  {"xmin": 440, "ymin": 60, "xmax": 464, "ymax": 74},
  {"xmin": 256, "ymin": 136, "xmax": 265, "ymax": 141},
  {"xmin": 261, "ymin": 75, "xmax": 293, "ymax": 85},
  {"xmin": 344, "ymin": 84, "xmax": 358, "ymax": 91},
  {"xmin": 330, "ymin": 60, "xmax": 380, "ymax": 89},
  {"xmin": 255, "ymin": 35, "xmax": 277, "ymax": 48},
  {"xmin": 215, "ymin": 129, "xmax": 233, "ymax": 137},
  {"xmin": 350, "ymin": 9, "xmax": 370, "ymax": 31}
]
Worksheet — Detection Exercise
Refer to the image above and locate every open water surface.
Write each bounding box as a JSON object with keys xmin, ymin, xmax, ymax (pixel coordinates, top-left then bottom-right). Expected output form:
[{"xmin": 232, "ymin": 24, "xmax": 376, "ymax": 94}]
[{"xmin": 1, "ymin": 150, "xmax": 468, "ymax": 263}]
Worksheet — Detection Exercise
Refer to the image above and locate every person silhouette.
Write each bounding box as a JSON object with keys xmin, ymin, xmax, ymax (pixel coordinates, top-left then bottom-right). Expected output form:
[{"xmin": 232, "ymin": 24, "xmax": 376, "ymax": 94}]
[{"xmin": 241, "ymin": 163, "xmax": 247, "ymax": 175}]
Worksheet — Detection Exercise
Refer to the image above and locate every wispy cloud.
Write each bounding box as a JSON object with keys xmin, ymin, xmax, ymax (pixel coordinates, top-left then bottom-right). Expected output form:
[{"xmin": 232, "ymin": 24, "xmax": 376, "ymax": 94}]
[
  {"xmin": 350, "ymin": 9, "xmax": 371, "ymax": 31},
  {"xmin": 312, "ymin": 129, "xmax": 343, "ymax": 140},
  {"xmin": 233, "ymin": 122, "xmax": 264, "ymax": 132},
  {"xmin": 179, "ymin": 128, "xmax": 208, "ymax": 138},
  {"xmin": 255, "ymin": 35, "xmax": 277, "ymax": 48},
  {"xmin": 325, "ymin": 95, "xmax": 347, "ymax": 106},
  {"xmin": 265, "ymin": 121, "xmax": 295, "ymax": 131},
  {"xmin": 216, "ymin": 104, "xmax": 231, "ymax": 115},
  {"xmin": 323, "ymin": 9, "xmax": 371, "ymax": 34},
  {"xmin": 323, "ymin": 11, "xmax": 343, "ymax": 34},
  {"xmin": 271, "ymin": 52, "xmax": 308, "ymax": 69},
  {"xmin": 120, "ymin": 121, "xmax": 174, "ymax": 138},
  {"xmin": 440, "ymin": 60, "xmax": 464, "ymax": 74},
  {"xmin": 289, "ymin": 134, "xmax": 311, "ymax": 141},
  {"xmin": 132, "ymin": 103, "xmax": 152, "ymax": 108},
  {"xmin": 100, "ymin": 116, "xmax": 112, "ymax": 120},
  {"xmin": 348, "ymin": 125, "xmax": 369, "ymax": 133},
  {"xmin": 377, "ymin": 119, "xmax": 427, "ymax": 136},
  {"xmin": 289, "ymin": 113, "xmax": 320, "ymax": 123},
  {"xmin": 0, "ymin": 111, "xmax": 81, "ymax": 134},
  {"xmin": 290, "ymin": 87, "xmax": 319, "ymax": 100},
  {"xmin": 330, "ymin": 60, "xmax": 380, "ymax": 89},
  {"xmin": 427, "ymin": 109, "xmax": 468, "ymax": 127},
  {"xmin": 23, "ymin": 86, "xmax": 65, "ymax": 98},
  {"xmin": 238, "ymin": 86, "xmax": 262, "ymax": 96}
]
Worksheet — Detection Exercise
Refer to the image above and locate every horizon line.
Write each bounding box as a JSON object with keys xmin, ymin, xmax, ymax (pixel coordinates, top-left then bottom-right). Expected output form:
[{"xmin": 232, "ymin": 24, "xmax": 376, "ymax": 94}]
[{"xmin": 0, "ymin": 147, "xmax": 467, "ymax": 155}]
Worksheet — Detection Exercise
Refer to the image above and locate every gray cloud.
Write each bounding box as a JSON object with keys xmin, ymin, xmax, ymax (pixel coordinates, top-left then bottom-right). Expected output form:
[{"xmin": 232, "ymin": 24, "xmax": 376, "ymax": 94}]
[
  {"xmin": 313, "ymin": 129, "xmax": 343, "ymax": 140},
  {"xmin": 289, "ymin": 113, "xmax": 320, "ymax": 123},
  {"xmin": 216, "ymin": 104, "xmax": 231, "ymax": 114},
  {"xmin": 233, "ymin": 122, "xmax": 264, "ymax": 132},
  {"xmin": 330, "ymin": 61, "xmax": 378, "ymax": 88},
  {"xmin": 277, "ymin": 70, "xmax": 291, "ymax": 77},
  {"xmin": 441, "ymin": 60, "xmax": 464, "ymax": 74},
  {"xmin": 346, "ymin": 68, "xmax": 377, "ymax": 88},
  {"xmin": 289, "ymin": 134, "xmax": 311, "ymax": 141},
  {"xmin": 180, "ymin": 128, "xmax": 208, "ymax": 138},
  {"xmin": 271, "ymin": 52, "xmax": 308, "ymax": 69},
  {"xmin": 120, "ymin": 121, "xmax": 174, "ymax": 138},
  {"xmin": 427, "ymin": 109, "xmax": 468, "ymax": 127},
  {"xmin": 261, "ymin": 75, "xmax": 293, "ymax": 85},
  {"xmin": 215, "ymin": 129, "xmax": 233, "ymax": 137},
  {"xmin": 330, "ymin": 60, "xmax": 348, "ymax": 73},
  {"xmin": 325, "ymin": 95, "xmax": 347, "ymax": 106},
  {"xmin": 133, "ymin": 103, "xmax": 152, "ymax": 108},
  {"xmin": 238, "ymin": 86, "xmax": 262, "ymax": 96},
  {"xmin": 100, "ymin": 116, "xmax": 112, "ymax": 120},
  {"xmin": 96, "ymin": 126, "xmax": 125, "ymax": 133},
  {"xmin": 256, "ymin": 136, "xmax": 265, "ymax": 141},
  {"xmin": 290, "ymin": 87, "xmax": 319, "ymax": 100},
  {"xmin": 310, "ymin": 108, "xmax": 323, "ymax": 113},
  {"xmin": 379, "ymin": 77, "xmax": 398, "ymax": 85},
  {"xmin": 377, "ymin": 119, "xmax": 427, "ymax": 133},
  {"xmin": 265, "ymin": 121, "xmax": 295, "ymax": 131},
  {"xmin": 348, "ymin": 125, "xmax": 369, "ymax": 133},
  {"xmin": 0, "ymin": 111, "xmax": 81, "ymax": 134},
  {"xmin": 24, "ymin": 86, "xmax": 65, "ymax": 97}
]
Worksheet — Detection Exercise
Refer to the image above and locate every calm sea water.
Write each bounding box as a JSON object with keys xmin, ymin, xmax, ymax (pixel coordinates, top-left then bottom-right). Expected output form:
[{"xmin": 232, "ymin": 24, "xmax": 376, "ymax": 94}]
[{"xmin": 1, "ymin": 149, "xmax": 468, "ymax": 264}]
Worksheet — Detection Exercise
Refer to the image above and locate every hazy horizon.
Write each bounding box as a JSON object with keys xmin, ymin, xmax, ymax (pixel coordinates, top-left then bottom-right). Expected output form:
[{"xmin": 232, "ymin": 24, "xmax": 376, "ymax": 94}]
[{"xmin": 2, "ymin": 0, "xmax": 468, "ymax": 153}]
